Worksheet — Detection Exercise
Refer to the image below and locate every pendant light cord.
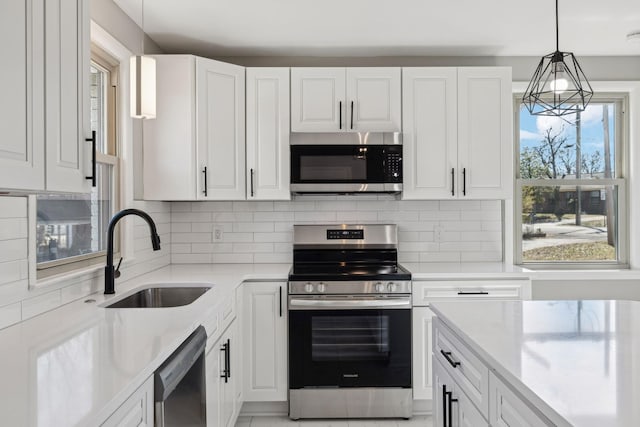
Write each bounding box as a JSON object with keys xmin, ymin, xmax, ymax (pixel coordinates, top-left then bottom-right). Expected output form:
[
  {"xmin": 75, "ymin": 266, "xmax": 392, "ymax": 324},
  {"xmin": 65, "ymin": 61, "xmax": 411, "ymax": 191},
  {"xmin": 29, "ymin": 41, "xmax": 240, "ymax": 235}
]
[{"xmin": 555, "ymin": 0, "xmax": 559, "ymax": 51}]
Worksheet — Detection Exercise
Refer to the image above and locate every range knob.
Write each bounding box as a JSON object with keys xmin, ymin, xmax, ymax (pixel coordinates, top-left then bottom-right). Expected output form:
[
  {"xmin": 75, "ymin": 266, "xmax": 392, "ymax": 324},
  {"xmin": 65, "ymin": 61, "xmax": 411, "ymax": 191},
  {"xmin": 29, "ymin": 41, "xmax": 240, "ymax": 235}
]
[
  {"xmin": 304, "ymin": 283, "xmax": 314, "ymax": 293},
  {"xmin": 375, "ymin": 282, "xmax": 386, "ymax": 293},
  {"xmin": 388, "ymin": 282, "xmax": 397, "ymax": 292},
  {"xmin": 317, "ymin": 283, "xmax": 327, "ymax": 293}
]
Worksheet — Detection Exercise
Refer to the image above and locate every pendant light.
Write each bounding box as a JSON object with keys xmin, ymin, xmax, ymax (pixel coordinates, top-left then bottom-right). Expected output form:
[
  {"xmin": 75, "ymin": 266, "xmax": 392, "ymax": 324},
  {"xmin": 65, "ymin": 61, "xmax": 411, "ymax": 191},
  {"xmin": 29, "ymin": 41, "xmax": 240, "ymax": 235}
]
[
  {"xmin": 130, "ymin": 0, "xmax": 156, "ymax": 119},
  {"xmin": 522, "ymin": 0, "xmax": 593, "ymax": 117}
]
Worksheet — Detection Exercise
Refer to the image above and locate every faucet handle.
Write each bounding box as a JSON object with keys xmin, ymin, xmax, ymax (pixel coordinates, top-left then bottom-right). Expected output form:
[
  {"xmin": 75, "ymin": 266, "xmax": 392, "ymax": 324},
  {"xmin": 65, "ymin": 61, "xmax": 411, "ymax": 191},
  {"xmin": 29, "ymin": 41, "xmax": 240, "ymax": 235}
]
[{"xmin": 114, "ymin": 257, "xmax": 123, "ymax": 279}]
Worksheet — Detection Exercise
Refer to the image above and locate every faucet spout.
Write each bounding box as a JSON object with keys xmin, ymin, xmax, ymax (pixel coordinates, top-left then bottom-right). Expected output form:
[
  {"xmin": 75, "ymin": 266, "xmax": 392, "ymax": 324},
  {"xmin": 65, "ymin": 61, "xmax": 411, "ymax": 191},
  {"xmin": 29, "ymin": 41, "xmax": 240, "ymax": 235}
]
[{"xmin": 105, "ymin": 208, "xmax": 161, "ymax": 294}]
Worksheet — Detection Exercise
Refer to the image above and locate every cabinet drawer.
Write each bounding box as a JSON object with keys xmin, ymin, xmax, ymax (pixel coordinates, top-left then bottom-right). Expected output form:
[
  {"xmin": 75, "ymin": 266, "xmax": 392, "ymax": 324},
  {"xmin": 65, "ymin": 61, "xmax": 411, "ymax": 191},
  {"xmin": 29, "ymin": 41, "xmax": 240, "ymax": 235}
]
[
  {"xmin": 413, "ymin": 279, "xmax": 530, "ymax": 306},
  {"xmin": 220, "ymin": 292, "xmax": 237, "ymax": 331},
  {"xmin": 101, "ymin": 376, "xmax": 153, "ymax": 427},
  {"xmin": 434, "ymin": 317, "xmax": 489, "ymax": 418},
  {"xmin": 489, "ymin": 372, "xmax": 552, "ymax": 427}
]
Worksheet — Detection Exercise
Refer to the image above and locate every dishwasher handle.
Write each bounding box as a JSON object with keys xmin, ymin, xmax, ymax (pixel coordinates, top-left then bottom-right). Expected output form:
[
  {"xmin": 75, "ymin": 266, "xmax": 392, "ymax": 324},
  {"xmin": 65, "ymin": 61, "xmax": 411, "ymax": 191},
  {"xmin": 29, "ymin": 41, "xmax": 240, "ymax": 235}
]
[{"xmin": 155, "ymin": 325, "xmax": 207, "ymax": 401}]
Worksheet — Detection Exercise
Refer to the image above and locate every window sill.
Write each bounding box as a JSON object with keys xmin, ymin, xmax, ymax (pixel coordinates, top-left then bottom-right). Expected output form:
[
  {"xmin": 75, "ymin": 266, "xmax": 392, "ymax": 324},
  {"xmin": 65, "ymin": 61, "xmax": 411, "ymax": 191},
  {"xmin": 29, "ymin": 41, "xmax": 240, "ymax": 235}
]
[
  {"xmin": 32, "ymin": 263, "xmax": 104, "ymax": 290},
  {"xmin": 523, "ymin": 268, "xmax": 640, "ymax": 282}
]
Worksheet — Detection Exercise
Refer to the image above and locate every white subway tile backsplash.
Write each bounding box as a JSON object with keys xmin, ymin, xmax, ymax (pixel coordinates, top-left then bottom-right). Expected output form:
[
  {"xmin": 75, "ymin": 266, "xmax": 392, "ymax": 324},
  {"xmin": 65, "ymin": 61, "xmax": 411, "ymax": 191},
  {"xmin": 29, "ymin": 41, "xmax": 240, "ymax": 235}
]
[
  {"xmin": 170, "ymin": 198, "xmax": 503, "ymax": 264},
  {"xmin": 22, "ymin": 290, "xmax": 62, "ymax": 320},
  {"xmin": 0, "ymin": 303, "xmax": 21, "ymax": 330},
  {"xmin": 0, "ymin": 239, "xmax": 28, "ymax": 263},
  {"xmin": 0, "ymin": 218, "xmax": 28, "ymax": 240},
  {"xmin": 0, "ymin": 260, "xmax": 24, "ymax": 286},
  {"xmin": 172, "ymin": 232, "xmax": 212, "ymax": 243},
  {"xmin": 172, "ymin": 253, "xmax": 213, "ymax": 263},
  {"xmin": 0, "ymin": 197, "xmax": 27, "ymax": 218},
  {"xmin": 172, "ymin": 212, "xmax": 213, "ymax": 223},
  {"xmin": 461, "ymin": 251, "xmax": 502, "ymax": 262}
]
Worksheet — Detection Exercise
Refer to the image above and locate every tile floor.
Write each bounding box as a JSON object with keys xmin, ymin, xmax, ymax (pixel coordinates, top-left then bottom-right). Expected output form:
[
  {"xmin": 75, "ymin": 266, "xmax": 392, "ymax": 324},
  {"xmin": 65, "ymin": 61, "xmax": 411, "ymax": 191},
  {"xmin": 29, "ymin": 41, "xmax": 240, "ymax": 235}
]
[{"xmin": 235, "ymin": 415, "xmax": 433, "ymax": 427}]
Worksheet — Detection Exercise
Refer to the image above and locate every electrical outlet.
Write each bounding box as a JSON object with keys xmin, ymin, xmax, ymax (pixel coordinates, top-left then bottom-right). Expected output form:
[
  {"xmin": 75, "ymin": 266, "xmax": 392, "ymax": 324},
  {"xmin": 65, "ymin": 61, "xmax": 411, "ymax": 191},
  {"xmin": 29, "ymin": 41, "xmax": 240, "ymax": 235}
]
[
  {"xmin": 213, "ymin": 226, "xmax": 224, "ymax": 241},
  {"xmin": 434, "ymin": 225, "xmax": 443, "ymax": 243}
]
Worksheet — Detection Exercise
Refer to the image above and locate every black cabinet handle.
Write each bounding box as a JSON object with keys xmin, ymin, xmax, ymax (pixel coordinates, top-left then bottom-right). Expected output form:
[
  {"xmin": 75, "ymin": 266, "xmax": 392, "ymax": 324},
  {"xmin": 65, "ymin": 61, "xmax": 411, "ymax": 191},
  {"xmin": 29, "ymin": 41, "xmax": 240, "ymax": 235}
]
[
  {"xmin": 226, "ymin": 338, "xmax": 231, "ymax": 379},
  {"xmin": 446, "ymin": 390, "xmax": 458, "ymax": 427},
  {"xmin": 462, "ymin": 167, "xmax": 466, "ymax": 196},
  {"xmin": 250, "ymin": 168, "xmax": 255, "ymax": 197},
  {"xmin": 440, "ymin": 349, "xmax": 461, "ymax": 368},
  {"xmin": 279, "ymin": 286, "xmax": 283, "ymax": 317},
  {"xmin": 202, "ymin": 167, "xmax": 208, "ymax": 197},
  {"xmin": 350, "ymin": 101, "xmax": 354, "ymax": 129},
  {"xmin": 451, "ymin": 168, "xmax": 455, "ymax": 196},
  {"xmin": 339, "ymin": 101, "xmax": 342, "ymax": 129},
  {"xmin": 220, "ymin": 341, "xmax": 229, "ymax": 382},
  {"xmin": 441, "ymin": 385, "xmax": 447, "ymax": 427},
  {"xmin": 85, "ymin": 130, "xmax": 96, "ymax": 187}
]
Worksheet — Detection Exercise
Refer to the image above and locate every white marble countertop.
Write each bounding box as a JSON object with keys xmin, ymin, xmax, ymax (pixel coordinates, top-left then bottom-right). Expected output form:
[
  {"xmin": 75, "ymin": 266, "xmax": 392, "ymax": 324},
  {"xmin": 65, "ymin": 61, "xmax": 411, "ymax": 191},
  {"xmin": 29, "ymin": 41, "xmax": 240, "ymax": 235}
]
[
  {"xmin": 404, "ymin": 262, "xmax": 530, "ymax": 279},
  {"xmin": 0, "ymin": 263, "xmax": 289, "ymax": 427},
  {"xmin": 431, "ymin": 299, "xmax": 640, "ymax": 427}
]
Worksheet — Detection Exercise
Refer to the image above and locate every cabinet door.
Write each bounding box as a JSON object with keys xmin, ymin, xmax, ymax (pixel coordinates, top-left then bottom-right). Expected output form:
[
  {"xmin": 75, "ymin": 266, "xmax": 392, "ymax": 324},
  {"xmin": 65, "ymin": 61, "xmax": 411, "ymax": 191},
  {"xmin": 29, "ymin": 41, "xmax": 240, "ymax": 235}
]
[
  {"xmin": 221, "ymin": 326, "xmax": 236, "ymax": 427},
  {"xmin": 243, "ymin": 282, "xmax": 287, "ymax": 402},
  {"xmin": 196, "ymin": 58, "xmax": 245, "ymax": 200},
  {"xmin": 346, "ymin": 68, "xmax": 401, "ymax": 132},
  {"xmin": 402, "ymin": 68, "xmax": 458, "ymax": 199},
  {"xmin": 246, "ymin": 68, "xmax": 290, "ymax": 200},
  {"xmin": 206, "ymin": 341, "xmax": 222, "ymax": 427},
  {"xmin": 0, "ymin": 0, "xmax": 45, "ymax": 191},
  {"xmin": 291, "ymin": 68, "xmax": 345, "ymax": 132},
  {"xmin": 412, "ymin": 307, "xmax": 435, "ymax": 401},
  {"xmin": 101, "ymin": 376, "xmax": 154, "ymax": 427},
  {"xmin": 457, "ymin": 67, "xmax": 512, "ymax": 199},
  {"xmin": 489, "ymin": 372, "xmax": 550, "ymax": 427},
  {"xmin": 434, "ymin": 359, "xmax": 489, "ymax": 427},
  {"xmin": 45, "ymin": 0, "xmax": 91, "ymax": 193}
]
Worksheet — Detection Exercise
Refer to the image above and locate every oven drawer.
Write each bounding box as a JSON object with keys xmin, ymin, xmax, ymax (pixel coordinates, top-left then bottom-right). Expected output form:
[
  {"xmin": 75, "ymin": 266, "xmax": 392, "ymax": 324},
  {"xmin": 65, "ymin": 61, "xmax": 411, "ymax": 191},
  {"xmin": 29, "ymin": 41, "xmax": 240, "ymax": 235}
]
[
  {"xmin": 434, "ymin": 316, "xmax": 489, "ymax": 418},
  {"xmin": 413, "ymin": 279, "xmax": 531, "ymax": 306}
]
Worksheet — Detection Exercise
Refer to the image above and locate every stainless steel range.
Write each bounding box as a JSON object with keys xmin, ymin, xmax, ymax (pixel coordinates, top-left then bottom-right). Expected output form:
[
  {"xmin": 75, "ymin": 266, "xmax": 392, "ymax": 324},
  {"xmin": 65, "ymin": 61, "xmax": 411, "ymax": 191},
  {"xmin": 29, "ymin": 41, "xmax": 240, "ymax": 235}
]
[{"xmin": 288, "ymin": 224, "xmax": 412, "ymax": 420}]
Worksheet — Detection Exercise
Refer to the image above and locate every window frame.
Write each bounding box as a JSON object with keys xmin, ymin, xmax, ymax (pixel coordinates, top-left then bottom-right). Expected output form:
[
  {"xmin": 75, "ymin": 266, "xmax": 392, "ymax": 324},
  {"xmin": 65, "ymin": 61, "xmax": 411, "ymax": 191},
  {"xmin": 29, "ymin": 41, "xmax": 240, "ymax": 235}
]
[
  {"xmin": 514, "ymin": 93, "xmax": 629, "ymax": 269},
  {"xmin": 35, "ymin": 49, "xmax": 121, "ymax": 279}
]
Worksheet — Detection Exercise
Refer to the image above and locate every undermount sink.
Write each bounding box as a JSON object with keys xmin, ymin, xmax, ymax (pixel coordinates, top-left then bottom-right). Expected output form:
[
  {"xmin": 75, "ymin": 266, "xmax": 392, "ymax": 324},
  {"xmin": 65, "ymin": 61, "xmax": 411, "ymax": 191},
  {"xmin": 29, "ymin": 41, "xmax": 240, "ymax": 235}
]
[{"xmin": 104, "ymin": 285, "xmax": 212, "ymax": 308}]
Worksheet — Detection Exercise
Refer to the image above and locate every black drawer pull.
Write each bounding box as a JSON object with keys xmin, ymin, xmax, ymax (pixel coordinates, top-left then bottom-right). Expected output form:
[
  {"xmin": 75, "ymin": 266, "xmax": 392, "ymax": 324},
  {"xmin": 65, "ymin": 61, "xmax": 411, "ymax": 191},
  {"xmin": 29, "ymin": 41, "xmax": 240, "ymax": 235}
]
[
  {"xmin": 85, "ymin": 131, "xmax": 96, "ymax": 187},
  {"xmin": 457, "ymin": 291, "xmax": 489, "ymax": 295},
  {"xmin": 440, "ymin": 349, "xmax": 461, "ymax": 368}
]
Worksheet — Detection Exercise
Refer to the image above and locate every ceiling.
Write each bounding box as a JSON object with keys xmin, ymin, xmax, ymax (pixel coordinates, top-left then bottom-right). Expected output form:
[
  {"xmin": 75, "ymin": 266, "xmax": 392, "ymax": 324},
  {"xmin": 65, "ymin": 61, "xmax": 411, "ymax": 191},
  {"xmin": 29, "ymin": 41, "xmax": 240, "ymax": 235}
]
[{"xmin": 114, "ymin": 0, "xmax": 640, "ymax": 57}]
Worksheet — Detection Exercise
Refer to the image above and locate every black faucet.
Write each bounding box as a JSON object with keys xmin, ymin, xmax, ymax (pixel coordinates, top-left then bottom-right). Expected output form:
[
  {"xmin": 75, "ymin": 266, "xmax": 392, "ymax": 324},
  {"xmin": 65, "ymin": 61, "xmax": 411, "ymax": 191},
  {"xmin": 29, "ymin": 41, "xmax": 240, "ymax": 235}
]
[{"xmin": 105, "ymin": 208, "xmax": 161, "ymax": 294}]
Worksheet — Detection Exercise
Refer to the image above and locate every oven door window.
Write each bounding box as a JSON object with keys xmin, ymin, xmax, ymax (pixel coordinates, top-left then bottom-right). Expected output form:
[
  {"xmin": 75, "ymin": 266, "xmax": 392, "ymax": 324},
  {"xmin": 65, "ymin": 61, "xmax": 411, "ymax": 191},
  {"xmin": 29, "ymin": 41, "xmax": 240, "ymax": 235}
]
[
  {"xmin": 312, "ymin": 315, "xmax": 389, "ymax": 362},
  {"xmin": 289, "ymin": 309, "xmax": 411, "ymax": 389}
]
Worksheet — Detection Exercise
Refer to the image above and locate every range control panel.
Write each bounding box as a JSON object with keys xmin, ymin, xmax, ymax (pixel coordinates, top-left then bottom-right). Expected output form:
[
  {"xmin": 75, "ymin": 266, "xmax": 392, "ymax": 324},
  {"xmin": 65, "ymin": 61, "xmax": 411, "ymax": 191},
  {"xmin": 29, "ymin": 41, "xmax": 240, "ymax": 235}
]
[{"xmin": 327, "ymin": 229, "xmax": 364, "ymax": 240}]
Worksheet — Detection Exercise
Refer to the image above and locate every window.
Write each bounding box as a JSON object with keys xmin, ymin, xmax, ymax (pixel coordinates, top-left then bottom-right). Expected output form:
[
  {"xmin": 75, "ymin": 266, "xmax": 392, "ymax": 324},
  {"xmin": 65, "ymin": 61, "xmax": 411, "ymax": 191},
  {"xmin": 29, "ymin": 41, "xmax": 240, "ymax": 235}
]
[
  {"xmin": 516, "ymin": 95, "xmax": 628, "ymax": 267},
  {"xmin": 36, "ymin": 50, "xmax": 119, "ymax": 277}
]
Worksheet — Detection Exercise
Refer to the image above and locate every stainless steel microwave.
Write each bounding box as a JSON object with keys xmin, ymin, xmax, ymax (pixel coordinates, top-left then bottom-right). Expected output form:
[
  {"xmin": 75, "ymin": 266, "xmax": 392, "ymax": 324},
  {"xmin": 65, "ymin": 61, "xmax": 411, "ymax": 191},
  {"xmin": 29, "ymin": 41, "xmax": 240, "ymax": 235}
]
[{"xmin": 290, "ymin": 144, "xmax": 403, "ymax": 193}]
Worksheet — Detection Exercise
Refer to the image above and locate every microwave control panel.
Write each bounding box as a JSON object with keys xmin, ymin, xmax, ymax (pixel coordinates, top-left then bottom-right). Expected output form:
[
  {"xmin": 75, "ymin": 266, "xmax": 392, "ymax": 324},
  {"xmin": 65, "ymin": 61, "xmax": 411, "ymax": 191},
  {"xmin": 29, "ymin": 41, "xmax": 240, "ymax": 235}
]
[{"xmin": 384, "ymin": 146, "xmax": 403, "ymax": 182}]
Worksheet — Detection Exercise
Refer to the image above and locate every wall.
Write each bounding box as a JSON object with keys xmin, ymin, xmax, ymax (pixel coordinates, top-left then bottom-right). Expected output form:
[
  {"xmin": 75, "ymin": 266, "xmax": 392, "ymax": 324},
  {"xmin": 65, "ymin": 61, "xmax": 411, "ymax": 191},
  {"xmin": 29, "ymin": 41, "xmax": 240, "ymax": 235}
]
[
  {"xmin": 0, "ymin": 0, "xmax": 171, "ymax": 330},
  {"xmin": 170, "ymin": 196, "xmax": 502, "ymax": 264},
  {"xmin": 532, "ymin": 279, "xmax": 640, "ymax": 301}
]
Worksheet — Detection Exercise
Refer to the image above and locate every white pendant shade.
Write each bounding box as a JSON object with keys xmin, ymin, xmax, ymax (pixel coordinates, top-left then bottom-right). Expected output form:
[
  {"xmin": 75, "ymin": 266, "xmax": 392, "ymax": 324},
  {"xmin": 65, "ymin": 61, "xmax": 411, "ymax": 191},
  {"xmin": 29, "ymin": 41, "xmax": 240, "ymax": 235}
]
[{"xmin": 130, "ymin": 55, "xmax": 156, "ymax": 119}]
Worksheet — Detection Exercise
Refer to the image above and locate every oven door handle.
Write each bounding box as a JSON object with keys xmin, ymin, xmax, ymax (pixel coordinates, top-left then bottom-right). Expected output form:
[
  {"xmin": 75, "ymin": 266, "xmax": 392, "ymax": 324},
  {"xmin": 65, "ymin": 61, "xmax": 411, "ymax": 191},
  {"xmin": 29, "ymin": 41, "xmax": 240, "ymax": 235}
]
[{"xmin": 288, "ymin": 297, "xmax": 411, "ymax": 310}]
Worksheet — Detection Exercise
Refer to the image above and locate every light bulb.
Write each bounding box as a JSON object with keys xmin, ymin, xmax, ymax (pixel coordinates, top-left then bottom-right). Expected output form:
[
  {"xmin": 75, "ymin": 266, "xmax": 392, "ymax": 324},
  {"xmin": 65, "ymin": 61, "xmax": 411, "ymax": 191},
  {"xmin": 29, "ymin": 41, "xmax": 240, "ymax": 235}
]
[{"xmin": 549, "ymin": 61, "xmax": 568, "ymax": 94}]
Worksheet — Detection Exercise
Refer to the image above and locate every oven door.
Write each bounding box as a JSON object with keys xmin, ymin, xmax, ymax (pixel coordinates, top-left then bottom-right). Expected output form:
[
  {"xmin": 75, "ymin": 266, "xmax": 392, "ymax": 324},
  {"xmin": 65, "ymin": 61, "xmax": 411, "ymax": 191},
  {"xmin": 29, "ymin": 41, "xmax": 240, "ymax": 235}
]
[{"xmin": 288, "ymin": 296, "xmax": 411, "ymax": 389}]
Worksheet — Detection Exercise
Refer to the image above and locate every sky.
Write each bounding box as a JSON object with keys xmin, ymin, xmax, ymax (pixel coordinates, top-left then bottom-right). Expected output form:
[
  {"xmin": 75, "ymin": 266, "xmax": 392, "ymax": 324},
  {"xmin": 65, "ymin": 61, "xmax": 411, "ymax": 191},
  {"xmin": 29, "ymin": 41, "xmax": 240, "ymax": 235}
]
[{"xmin": 519, "ymin": 103, "xmax": 617, "ymax": 175}]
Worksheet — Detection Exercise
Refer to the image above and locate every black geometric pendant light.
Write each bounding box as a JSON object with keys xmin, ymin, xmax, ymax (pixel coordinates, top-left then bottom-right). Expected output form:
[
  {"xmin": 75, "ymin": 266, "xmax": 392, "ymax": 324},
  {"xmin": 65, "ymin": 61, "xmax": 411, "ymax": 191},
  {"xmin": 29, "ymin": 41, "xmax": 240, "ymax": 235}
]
[{"xmin": 522, "ymin": 0, "xmax": 593, "ymax": 117}]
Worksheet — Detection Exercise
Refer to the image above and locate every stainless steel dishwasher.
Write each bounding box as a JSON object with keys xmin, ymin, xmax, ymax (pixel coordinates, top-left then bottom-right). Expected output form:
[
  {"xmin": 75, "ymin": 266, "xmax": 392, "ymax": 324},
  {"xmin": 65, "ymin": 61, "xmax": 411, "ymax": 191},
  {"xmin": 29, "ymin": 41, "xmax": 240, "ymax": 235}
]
[{"xmin": 154, "ymin": 326, "xmax": 207, "ymax": 426}]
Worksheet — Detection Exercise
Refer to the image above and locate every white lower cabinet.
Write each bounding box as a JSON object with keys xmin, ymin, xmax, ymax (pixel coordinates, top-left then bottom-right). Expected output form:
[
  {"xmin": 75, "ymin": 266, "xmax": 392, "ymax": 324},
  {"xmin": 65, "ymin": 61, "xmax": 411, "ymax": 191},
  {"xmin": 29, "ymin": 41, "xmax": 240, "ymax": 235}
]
[
  {"xmin": 489, "ymin": 372, "xmax": 550, "ymax": 427},
  {"xmin": 413, "ymin": 278, "xmax": 530, "ymax": 407},
  {"xmin": 242, "ymin": 282, "xmax": 287, "ymax": 401},
  {"xmin": 434, "ymin": 359, "xmax": 488, "ymax": 427},
  {"xmin": 412, "ymin": 307, "xmax": 434, "ymax": 401},
  {"xmin": 206, "ymin": 319, "xmax": 241, "ymax": 427},
  {"xmin": 101, "ymin": 376, "xmax": 153, "ymax": 427}
]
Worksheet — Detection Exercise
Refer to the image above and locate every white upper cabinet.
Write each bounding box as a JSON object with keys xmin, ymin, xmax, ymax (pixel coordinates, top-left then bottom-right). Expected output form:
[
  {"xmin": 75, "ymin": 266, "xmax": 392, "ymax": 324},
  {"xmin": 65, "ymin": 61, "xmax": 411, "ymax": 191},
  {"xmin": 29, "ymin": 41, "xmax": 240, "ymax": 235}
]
[
  {"xmin": 197, "ymin": 58, "xmax": 245, "ymax": 200},
  {"xmin": 246, "ymin": 68, "xmax": 290, "ymax": 200},
  {"xmin": 290, "ymin": 68, "xmax": 345, "ymax": 132},
  {"xmin": 143, "ymin": 55, "xmax": 245, "ymax": 200},
  {"xmin": 346, "ymin": 68, "xmax": 401, "ymax": 132},
  {"xmin": 291, "ymin": 67, "xmax": 401, "ymax": 132},
  {"xmin": 402, "ymin": 67, "xmax": 458, "ymax": 199},
  {"xmin": 0, "ymin": 0, "xmax": 89, "ymax": 193},
  {"xmin": 44, "ymin": 0, "xmax": 91, "ymax": 193},
  {"xmin": 0, "ymin": 0, "xmax": 45, "ymax": 191},
  {"xmin": 402, "ymin": 67, "xmax": 512, "ymax": 200},
  {"xmin": 457, "ymin": 67, "xmax": 513, "ymax": 199}
]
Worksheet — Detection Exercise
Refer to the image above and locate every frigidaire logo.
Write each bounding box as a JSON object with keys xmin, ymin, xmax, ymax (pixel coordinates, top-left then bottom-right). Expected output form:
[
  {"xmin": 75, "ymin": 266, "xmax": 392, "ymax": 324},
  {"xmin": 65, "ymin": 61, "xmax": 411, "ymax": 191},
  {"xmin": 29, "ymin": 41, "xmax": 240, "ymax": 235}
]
[{"xmin": 343, "ymin": 374, "xmax": 359, "ymax": 378}]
